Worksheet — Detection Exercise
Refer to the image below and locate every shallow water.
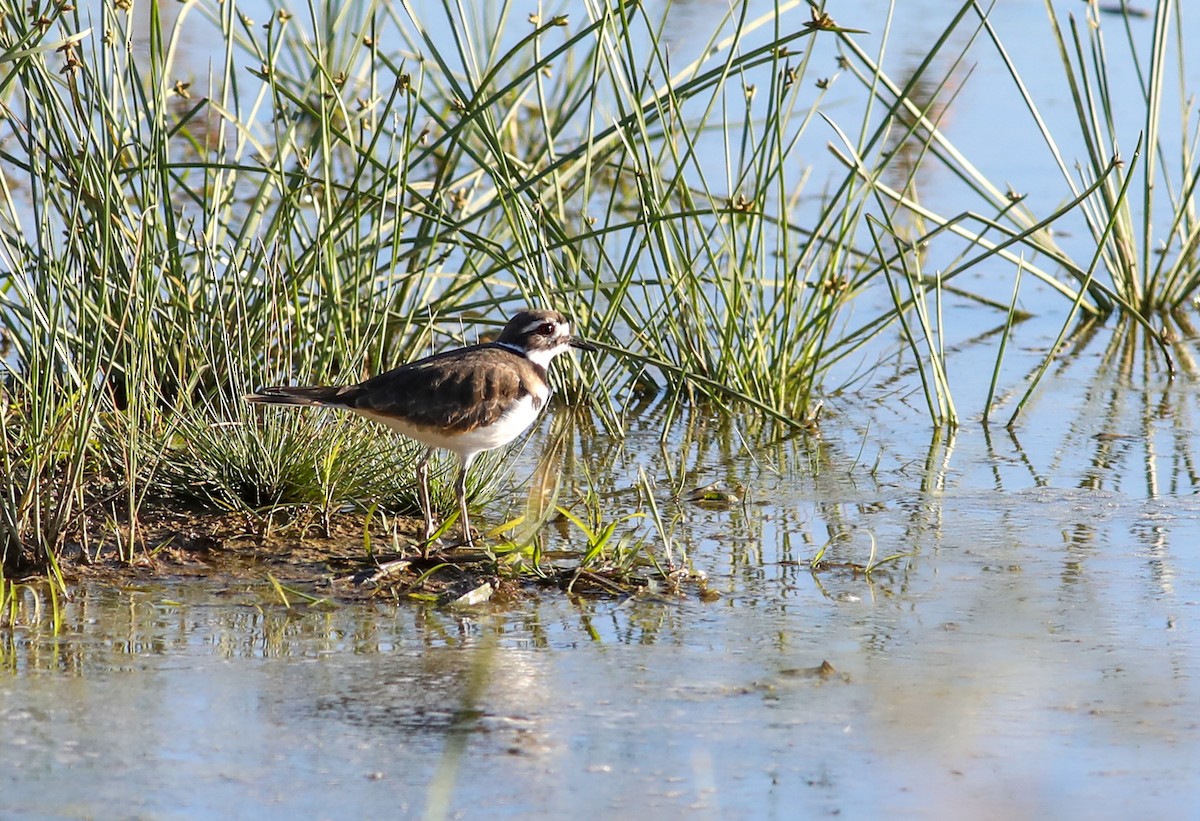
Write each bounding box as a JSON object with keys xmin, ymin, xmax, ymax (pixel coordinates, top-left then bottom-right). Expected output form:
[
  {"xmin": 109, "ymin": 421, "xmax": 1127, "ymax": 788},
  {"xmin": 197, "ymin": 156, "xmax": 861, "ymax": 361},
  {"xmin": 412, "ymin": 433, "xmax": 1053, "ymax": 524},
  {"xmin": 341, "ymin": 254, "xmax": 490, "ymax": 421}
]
[{"xmin": 5, "ymin": 334, "xmax": 1200, "ymax": 819}]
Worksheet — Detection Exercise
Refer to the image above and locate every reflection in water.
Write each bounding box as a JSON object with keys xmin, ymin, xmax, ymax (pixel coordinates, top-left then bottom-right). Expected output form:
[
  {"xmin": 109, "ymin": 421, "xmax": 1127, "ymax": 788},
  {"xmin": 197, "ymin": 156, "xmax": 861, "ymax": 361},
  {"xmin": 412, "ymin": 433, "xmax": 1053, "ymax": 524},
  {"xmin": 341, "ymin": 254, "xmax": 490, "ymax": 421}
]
[
  {"xmin": 7, "ymin": 292, "xmax": 1200, "ymax": 815},
  {"xmin": 4, "ymin": 0, "xmax": 1199, "ymax": 814},
  {"xmin": 880, "ymin": 59, "xmax": 958, "ymax": 235},
  {"xmin": 3, "ymin": 389, "xmax": 1200, "ymax": 817}
]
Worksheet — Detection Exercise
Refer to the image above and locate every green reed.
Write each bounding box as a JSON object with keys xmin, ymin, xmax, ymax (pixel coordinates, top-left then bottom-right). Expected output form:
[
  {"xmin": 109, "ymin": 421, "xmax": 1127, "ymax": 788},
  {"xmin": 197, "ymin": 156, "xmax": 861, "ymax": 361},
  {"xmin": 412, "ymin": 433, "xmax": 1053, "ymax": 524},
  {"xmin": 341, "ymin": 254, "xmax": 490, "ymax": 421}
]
[
  {"xmin": 6, "ymin": 0, "xmax": 1189, "ymax": 572},
  {"xmin": 825, "ymin": 0, "xmax": 1195, "ymax": 423},
  {"xmin": 1021, "ymin": 0, "xmax": 1199, "ymax": 318},
  {"xmin": 0, "ymin": 0, "xmax": 868, "ymax": 570}
]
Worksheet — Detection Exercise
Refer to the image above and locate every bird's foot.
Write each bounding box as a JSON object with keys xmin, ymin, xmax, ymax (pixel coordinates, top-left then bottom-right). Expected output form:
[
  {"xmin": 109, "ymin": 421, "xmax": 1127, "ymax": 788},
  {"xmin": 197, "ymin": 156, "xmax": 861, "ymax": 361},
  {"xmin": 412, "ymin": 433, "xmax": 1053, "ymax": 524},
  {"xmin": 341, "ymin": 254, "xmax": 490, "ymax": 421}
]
[{"xmin": 417, "ymin": 534, "xmax": 446, "ymax": 560}]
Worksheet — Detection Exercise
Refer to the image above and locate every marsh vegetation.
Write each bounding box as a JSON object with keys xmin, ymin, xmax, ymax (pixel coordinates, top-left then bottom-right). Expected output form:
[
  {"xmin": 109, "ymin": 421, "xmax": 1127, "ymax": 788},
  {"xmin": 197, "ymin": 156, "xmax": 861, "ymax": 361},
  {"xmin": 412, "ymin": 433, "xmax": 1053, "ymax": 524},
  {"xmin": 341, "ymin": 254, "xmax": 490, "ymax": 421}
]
[
  {"xmin": 4, "ymin": 4, "xmax": 1200, "ymax": 817},
  {"xmin": 1, "ymin": 0, "xmax": 1196, "ymax": 592}
]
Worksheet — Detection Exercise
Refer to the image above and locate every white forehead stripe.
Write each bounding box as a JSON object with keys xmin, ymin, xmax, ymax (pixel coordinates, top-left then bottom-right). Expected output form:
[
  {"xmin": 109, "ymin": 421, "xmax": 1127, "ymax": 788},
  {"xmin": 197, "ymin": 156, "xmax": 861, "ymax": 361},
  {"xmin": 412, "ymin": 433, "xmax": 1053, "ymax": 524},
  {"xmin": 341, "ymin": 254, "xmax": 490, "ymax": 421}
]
[
  {"xmin": 519, "ymin": 319, "xmax": 542, "ymax": 335},
  {"xmin": 519, "ymin": 318, "xmax": 566, "ymax": 336}
]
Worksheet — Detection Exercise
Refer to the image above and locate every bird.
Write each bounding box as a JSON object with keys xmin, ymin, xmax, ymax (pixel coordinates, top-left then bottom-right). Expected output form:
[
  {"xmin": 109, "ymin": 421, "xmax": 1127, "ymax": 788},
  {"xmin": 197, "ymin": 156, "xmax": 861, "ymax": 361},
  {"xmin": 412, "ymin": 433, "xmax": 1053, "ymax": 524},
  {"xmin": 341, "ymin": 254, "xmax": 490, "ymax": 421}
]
[{"xmin": 245, "ymin": 309, "xmax": 595, "ymax": 551}]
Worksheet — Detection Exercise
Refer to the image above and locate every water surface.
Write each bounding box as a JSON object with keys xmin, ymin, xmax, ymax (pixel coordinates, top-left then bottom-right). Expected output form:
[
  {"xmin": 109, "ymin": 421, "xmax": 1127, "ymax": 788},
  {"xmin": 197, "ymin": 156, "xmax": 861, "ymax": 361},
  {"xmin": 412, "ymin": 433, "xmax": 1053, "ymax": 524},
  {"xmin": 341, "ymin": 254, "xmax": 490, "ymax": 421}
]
[
  {"xmin": 5, "ymin": 343, "xmax": 1200, "ymax": 819},
  {"xmin": 5, "ymin": 1, "xmax": 1200, "ymax": 818}
]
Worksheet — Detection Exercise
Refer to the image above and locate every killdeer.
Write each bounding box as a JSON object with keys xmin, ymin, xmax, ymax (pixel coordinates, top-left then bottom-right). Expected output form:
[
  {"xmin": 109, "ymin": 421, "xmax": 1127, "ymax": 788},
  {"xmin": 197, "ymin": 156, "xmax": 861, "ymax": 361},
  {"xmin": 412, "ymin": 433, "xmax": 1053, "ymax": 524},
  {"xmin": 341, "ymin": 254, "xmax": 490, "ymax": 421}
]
[{"xmin": 245, "ymin": 309, "xmax": 595, "ymax": 550}]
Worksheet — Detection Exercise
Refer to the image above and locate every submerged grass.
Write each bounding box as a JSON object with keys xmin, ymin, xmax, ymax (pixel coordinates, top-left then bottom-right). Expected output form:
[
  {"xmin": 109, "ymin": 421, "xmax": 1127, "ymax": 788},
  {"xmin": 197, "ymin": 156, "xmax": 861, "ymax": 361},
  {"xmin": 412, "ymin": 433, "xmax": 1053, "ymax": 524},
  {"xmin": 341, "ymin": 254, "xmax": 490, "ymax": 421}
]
[{"xmin": 0, "ymin": 0, "xmax": 1197, "ymax": 576}]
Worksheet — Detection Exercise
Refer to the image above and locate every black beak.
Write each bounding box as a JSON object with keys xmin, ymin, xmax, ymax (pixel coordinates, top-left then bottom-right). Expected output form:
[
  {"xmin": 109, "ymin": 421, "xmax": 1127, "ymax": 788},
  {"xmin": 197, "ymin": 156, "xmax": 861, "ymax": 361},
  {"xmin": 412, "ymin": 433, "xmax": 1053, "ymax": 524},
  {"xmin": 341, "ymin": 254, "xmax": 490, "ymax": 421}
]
[{"xmin": 569, "ymin": 336, "xmax": 597, "ymax": 353}]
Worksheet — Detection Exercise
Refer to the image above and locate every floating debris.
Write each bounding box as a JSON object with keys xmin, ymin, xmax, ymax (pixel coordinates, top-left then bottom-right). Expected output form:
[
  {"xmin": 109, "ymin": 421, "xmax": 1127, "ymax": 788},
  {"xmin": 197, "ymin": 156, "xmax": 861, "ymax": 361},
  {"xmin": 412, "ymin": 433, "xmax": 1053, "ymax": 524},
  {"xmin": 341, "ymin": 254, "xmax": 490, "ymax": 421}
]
[
  {"xmin": 685, "ymin": 480, "xmax": 742, "ymax": 506},
  {"xmin": 445, "ymin": 580, "xmax": 495, "ymax": 607}
]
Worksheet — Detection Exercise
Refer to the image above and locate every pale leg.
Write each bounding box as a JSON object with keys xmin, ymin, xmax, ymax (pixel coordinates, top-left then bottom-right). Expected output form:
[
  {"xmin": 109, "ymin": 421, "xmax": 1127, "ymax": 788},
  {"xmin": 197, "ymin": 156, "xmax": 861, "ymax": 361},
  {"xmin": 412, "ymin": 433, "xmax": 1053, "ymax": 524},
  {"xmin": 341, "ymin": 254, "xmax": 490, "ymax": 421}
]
[
  {"xmin": 456, "ymin": 453, "xmax": 476, "ymax": 546},
  {"xmin": 415, "ymin": 447, "xmax": 436, "ymax": 551}
]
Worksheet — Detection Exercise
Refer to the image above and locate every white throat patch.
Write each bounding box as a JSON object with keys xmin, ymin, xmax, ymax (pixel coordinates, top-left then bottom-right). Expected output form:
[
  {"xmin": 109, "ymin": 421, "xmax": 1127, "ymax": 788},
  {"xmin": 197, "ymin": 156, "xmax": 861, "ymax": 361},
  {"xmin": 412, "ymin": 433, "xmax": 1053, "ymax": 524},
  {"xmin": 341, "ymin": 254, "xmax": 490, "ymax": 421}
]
[{"xmin": 525, "ymin": 341, "xmax": 570, "ymax": 370}]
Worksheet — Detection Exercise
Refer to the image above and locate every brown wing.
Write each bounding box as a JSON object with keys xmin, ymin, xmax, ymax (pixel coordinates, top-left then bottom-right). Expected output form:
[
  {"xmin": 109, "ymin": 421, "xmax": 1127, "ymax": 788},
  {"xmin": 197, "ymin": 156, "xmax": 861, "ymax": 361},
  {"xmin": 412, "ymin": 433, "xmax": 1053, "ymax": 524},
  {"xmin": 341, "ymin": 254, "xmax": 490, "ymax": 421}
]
[{"xmin": 347, "ymin": 345, "xmax": 544, "ymax": 433}]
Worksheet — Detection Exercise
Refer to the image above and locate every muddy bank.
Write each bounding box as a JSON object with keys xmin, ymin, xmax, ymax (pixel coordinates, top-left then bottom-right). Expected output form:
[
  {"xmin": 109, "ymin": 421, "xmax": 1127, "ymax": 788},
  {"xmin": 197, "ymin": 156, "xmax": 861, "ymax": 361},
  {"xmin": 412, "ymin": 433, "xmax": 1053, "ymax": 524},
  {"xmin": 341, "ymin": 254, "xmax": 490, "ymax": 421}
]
[{"xmin": 34, "ymin": 505, "xmax": 676, "ymax": 606}]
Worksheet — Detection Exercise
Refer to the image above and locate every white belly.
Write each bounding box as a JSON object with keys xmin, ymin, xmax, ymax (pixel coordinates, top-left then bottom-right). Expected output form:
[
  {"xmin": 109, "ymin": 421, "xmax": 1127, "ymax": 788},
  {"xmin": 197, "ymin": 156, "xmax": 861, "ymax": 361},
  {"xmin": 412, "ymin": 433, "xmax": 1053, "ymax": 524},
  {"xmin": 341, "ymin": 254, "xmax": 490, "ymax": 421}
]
[{"xmin": 354, "ymin": 394, "xmax": 544, "ymax": 459}]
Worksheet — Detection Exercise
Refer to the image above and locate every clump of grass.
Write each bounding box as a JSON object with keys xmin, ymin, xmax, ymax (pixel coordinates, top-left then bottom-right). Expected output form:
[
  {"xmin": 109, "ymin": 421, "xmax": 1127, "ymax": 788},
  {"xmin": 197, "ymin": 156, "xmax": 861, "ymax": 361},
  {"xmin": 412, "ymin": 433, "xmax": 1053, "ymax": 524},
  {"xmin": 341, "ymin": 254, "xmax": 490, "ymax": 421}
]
[
  {"xmin": 1013, "ymin": 0, "xmax": 1199, "ymax": 318},
  {"xmin": 2, "ymin": 0, "xmax": 874, "ymax": 571},
  {"xmin": 14, "ymin": 0, "xmax": 1191, "ymax": 574},
  {"xmin": 800, "ymin": 0, "xmax": 1197, "ymax": 424}
]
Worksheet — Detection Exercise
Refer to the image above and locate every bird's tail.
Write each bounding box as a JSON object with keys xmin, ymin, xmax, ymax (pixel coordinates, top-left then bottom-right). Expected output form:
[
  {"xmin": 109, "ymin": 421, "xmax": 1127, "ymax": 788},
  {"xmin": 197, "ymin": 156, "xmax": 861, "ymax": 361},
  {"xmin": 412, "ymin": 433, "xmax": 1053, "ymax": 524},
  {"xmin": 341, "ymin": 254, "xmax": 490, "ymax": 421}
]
[{"xmin": 244, "ymin": 385, "xmax": 358, "ymax": 407}]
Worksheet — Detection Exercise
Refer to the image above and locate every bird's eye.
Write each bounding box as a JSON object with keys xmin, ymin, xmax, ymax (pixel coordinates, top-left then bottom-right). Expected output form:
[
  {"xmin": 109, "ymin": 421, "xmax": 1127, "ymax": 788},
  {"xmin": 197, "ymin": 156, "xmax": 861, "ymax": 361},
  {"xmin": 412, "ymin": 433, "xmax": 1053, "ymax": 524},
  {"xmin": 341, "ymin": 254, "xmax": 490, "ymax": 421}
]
[{"xmin": 537, "ymin": 323, "xmax": 555, "ymax": 336}]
